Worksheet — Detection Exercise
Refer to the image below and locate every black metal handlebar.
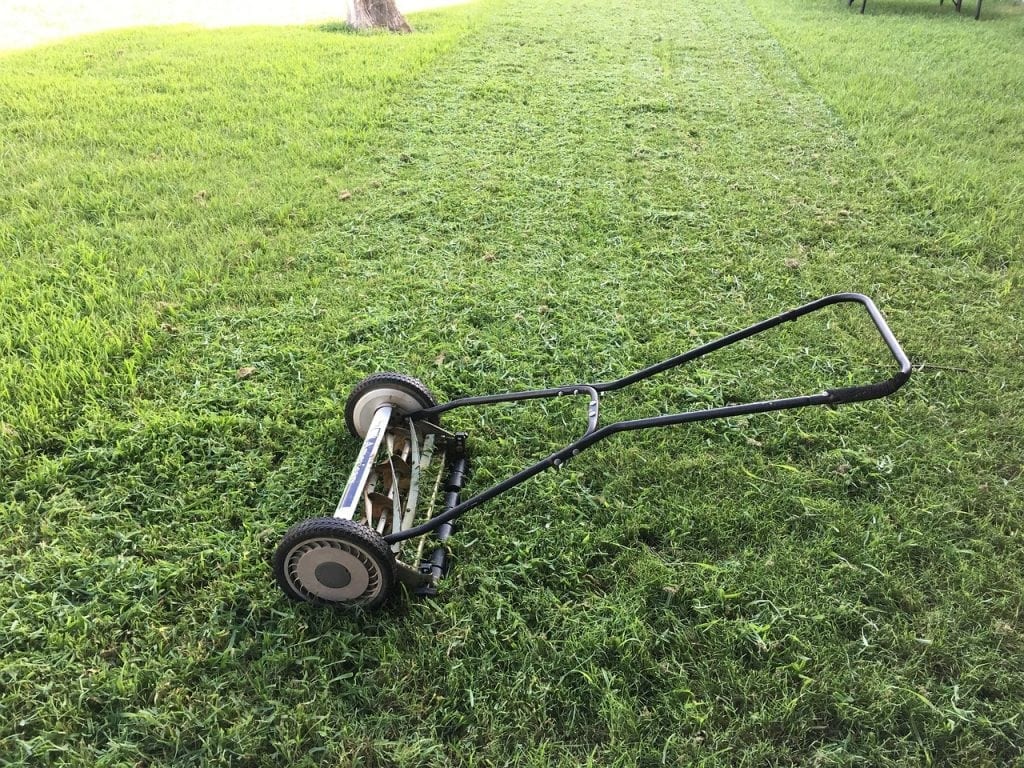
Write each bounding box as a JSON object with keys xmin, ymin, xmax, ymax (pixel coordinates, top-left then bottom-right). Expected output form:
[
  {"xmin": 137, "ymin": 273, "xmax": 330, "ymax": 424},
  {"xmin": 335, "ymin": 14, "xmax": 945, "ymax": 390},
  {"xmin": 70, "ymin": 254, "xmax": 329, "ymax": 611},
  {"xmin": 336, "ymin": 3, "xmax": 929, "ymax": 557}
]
[{"xmin": 386, "ymin": 293, "xmax": 911, "ymax": 544}]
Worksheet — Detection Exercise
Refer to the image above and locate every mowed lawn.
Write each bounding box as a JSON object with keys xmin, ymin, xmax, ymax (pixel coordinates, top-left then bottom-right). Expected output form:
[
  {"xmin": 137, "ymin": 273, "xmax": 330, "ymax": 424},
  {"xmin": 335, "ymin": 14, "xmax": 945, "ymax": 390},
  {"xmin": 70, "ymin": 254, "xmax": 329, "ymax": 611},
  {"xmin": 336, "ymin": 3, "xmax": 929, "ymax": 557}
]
[{"xmin": 2, "ymin": 0, "xmax": 1023, "ymax": 764}]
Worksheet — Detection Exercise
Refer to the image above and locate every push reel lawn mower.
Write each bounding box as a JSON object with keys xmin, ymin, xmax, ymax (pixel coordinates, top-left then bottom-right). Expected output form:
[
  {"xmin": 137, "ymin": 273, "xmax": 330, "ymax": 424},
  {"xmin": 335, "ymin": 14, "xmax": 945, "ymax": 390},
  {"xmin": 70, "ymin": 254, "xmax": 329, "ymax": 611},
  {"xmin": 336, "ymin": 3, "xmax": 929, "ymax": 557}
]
[{"xmin": 273, "ymin": 292, "xmax": 911, "ymax": 609}]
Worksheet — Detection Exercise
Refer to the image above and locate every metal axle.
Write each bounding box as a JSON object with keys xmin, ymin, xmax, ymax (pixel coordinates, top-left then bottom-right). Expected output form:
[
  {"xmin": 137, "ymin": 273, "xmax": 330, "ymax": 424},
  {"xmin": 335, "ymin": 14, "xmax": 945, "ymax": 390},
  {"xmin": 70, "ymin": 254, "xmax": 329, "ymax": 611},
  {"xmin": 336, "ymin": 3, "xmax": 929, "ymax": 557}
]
[{"xmin": 334, "ymin": 404, "xmax": 392, "ymax": 520}]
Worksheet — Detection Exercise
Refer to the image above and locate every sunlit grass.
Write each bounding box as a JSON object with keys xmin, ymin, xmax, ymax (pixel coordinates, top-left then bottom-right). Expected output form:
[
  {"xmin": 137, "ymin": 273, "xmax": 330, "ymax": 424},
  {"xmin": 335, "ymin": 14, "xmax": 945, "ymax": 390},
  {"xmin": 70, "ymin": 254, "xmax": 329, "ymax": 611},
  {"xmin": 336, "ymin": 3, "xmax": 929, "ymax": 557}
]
[{"xmin": 1, "ymin": 0, "xmax": 1022, "ymax": 765}]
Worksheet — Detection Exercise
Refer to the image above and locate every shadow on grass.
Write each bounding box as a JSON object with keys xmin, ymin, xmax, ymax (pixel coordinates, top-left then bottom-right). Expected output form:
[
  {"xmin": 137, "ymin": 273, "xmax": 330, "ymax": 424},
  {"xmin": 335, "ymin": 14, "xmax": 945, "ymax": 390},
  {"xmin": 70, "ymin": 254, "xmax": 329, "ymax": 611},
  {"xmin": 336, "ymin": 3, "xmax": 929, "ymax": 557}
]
[{"xmin": 317, "ymin": 21, "xmax": 358, "ymax": 33}]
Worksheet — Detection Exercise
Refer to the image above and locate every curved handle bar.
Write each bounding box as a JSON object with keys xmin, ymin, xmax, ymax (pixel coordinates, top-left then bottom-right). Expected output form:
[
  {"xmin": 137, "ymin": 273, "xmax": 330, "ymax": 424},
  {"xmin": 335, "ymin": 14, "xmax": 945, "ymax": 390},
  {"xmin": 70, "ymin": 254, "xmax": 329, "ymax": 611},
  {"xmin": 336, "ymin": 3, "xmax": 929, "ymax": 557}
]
[
  {"xmin": 816, "ymin": 293, "xmax": 912, "ymax": 404},
  {"xmin": 595, "ymin": 292, "xmax": 911, "ymax": 405},
  {"xmin": 387, "ymin": 293, "xmax": 911, "ymax": 544}
]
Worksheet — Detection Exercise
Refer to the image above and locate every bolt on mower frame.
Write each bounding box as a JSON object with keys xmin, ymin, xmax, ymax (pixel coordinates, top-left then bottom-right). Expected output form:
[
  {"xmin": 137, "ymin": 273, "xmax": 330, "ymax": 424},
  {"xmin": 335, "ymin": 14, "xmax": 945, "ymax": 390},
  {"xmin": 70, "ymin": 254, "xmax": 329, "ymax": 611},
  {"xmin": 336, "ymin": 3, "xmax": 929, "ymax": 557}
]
[{"xmin": 273, "ymin": 292, "xmax": 911, "ymax": 609}]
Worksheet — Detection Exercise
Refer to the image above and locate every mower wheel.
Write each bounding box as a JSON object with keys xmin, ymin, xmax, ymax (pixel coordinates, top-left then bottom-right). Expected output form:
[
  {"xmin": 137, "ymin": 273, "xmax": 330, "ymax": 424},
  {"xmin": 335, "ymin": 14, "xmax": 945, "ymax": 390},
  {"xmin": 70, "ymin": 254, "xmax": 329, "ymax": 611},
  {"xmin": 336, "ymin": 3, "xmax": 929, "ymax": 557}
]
[
  {"xmin": 344, "ymin": 372, "xmax": 438, "ymax": 439},
  {"xmin": 274, "ymin": 517, "xmax": 396, "ymax": 608}
]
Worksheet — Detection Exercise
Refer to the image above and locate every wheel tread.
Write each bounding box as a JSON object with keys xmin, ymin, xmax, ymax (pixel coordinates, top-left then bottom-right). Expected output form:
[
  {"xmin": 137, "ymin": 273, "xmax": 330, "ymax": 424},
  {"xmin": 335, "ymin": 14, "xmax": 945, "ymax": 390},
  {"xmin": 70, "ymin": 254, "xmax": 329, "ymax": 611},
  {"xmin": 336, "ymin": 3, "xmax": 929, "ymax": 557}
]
[
  {"xmin": 273, "ymin": 517, "xmax": 397, "ymax": 609},
  {"xmin": 343, "ymin": 371, "xmax": 439, "ymax": 439}
]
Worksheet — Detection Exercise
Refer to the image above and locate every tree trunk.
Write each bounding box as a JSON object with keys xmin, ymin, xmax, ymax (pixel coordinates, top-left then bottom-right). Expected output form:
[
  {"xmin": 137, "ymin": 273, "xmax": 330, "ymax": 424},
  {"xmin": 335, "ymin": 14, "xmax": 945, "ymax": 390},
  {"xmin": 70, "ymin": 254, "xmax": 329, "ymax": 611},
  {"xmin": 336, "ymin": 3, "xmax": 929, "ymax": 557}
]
[{"xmin": 346, "ymin": 0, "xmax": 412, "ymax": 32}]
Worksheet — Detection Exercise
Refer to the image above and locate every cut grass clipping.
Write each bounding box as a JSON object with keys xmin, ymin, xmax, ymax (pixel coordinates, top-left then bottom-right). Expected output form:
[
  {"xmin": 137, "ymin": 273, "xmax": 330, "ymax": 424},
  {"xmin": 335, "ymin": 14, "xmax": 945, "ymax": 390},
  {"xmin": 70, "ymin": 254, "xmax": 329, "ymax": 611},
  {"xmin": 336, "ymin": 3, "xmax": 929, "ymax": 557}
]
[{"xmin": 2, "ymin": 0, "xmax": 1023, "ymax": 765}]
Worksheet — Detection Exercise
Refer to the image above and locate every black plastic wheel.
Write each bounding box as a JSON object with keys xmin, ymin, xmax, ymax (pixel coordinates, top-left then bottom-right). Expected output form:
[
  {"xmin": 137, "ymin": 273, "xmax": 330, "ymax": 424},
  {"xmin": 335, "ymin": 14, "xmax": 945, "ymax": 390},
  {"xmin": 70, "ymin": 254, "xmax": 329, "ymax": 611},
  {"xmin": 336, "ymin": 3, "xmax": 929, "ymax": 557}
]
[
  {"xmin": 344, "ymin": 372, "xmax": 439, "ymax": 440},
  {"xmin": 273, "ymin": 517, "xmax": 397, "ymax": 609}
]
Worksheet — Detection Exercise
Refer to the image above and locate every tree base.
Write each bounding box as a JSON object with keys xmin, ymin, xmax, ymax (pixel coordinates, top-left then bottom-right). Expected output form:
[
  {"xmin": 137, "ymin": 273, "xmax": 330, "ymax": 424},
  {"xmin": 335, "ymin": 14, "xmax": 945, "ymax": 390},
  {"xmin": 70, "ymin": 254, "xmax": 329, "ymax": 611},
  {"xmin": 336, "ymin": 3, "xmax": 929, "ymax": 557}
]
[{"xmin": 346, "ymin": 0, "xmax": 412, "ymax": 32}]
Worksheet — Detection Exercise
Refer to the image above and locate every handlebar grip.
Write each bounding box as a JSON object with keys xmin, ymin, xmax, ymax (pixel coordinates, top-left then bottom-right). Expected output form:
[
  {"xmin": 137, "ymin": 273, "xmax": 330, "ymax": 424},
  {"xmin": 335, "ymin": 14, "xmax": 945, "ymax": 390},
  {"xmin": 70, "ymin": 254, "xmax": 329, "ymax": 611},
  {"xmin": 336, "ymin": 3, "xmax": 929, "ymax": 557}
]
[
  {"xmin": 826, "ymin": 371, "xmax": 911, "ymax": 405},
  {"xmin": 822, "ymin": 293, "xmax": 912, "ymax": 404}
]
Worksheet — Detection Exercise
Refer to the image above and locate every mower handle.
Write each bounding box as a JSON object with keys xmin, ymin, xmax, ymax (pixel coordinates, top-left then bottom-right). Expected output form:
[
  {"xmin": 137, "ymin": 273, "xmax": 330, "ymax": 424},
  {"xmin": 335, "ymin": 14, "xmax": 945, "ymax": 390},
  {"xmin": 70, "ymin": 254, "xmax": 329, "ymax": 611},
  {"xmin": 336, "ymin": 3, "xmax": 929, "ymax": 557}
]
[
  {"xmin": 594, "ymin": 292, "xmax": 911, "ymax": 406},
  {"xmin": 388, "ymin": 293, "xmax": 911, "ymax": 544}
]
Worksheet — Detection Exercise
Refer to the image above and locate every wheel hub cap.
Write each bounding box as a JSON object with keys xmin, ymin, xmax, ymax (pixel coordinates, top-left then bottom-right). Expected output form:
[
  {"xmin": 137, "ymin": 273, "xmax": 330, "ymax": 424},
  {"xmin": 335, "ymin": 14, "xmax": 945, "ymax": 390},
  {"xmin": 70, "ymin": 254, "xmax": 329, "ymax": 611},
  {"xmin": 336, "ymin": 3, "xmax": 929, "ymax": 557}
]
[{"xmin": 287, "ymin": 538, "xmax": 380, "ymax": 603}]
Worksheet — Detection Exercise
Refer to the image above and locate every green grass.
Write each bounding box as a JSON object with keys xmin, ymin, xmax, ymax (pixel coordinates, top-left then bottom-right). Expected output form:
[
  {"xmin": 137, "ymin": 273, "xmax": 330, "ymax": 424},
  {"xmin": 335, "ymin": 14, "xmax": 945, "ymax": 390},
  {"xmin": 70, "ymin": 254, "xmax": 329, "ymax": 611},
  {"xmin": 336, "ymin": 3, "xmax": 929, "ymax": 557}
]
[{"xmin": 2, "ymin": 0, "xmax": 1023, "ymax": 764}]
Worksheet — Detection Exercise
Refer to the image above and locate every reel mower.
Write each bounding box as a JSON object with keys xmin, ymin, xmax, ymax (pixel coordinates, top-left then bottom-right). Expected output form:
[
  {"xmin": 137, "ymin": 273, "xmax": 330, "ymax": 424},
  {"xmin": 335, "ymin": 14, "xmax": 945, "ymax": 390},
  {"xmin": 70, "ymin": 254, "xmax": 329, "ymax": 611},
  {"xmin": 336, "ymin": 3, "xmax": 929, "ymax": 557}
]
[{"xmin": 273, "ymin": 292, "xmax": 911, "ymax": 609}]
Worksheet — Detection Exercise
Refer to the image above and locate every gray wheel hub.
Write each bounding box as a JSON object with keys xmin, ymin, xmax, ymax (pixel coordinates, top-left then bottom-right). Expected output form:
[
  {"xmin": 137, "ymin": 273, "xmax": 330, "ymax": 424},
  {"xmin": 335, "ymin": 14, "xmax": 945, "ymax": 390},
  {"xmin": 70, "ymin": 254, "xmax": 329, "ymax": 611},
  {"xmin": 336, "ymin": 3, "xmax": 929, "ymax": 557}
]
[
  {"xmin": 349, "ymin": 387, "xmax": 426, "ymax": 438},
  {"xmin": 284, "ymin": 537, "xmax": 383, "ymax": 604}
]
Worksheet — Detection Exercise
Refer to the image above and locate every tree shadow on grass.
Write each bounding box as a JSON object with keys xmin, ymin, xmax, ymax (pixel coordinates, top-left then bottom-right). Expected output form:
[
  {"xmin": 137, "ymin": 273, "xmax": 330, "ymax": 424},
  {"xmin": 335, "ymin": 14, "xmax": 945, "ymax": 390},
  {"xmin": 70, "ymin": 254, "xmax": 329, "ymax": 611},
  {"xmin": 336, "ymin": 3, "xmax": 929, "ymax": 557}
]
[{"xmin": 317, "ymin": 21, "xmax": 359, "ymax": 33}]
